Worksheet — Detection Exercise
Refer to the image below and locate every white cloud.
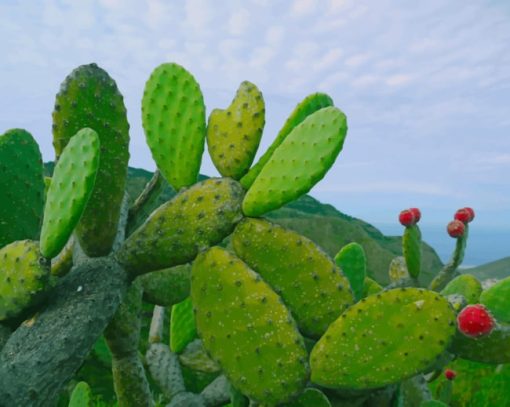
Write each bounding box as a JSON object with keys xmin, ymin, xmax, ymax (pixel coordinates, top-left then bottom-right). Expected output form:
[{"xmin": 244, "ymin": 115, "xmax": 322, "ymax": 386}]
[
  {"xmin": 313, "ymin": 47, "xmax": 343, "ymax": 72},
  {"xmin": 385, "ymin": 74, "xmax": 413, "ymax": 86},
  {"xmin": 291, "ymin": 0, "xmax": 316, "ymax": 17},
  {"xmin": 345, "ymin": 53, "xmax": 370, "ymax": 68},
  {"xmin": 228, "ymin": 9, "xmax": 250, "ymax": 36},
  {"xmin": 265, "ymin": 26, "xmax": 284, "ymax": 45}
]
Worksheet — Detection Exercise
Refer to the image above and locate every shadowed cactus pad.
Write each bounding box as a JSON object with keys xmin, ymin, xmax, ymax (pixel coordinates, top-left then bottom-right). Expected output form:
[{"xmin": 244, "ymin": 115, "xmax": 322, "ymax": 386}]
[
  {"xmin": 207, "ymin": 81, "xmax": 265, "ymax": 179},
  {"xmin": 191, "ymin": 247, "xmax": 309, "ymax": 405},
  {"xmin": 441, "ymin": 274, "xmax": 482, "ymax": 305},
  {"xmin": 282, "ymin": 388, "xmax": 331, "ymax": 407},
  {"xmin": 40, "ymin": 128, "xmax": 100, "ymax": 258},
  {"xmin": 139, "ymin": 264, "xmax": 191, "ymax": 307},
  {"xmin": 0, "ymin": 129, "xmax": 44, "ymax": 249},
  {"xmin": 53, "ymin": 63, "xmax": 130, "ymax": 257},
  {"xmin": 388, "ymin": 256, "xmax": 409, "ymax": 282},
  {"xmin": 242, "ymin": 106, "xmax": 347, "ymax": 216},
  {"xmin": 117, "ymin": 178, "xmax": 244, "ymax": 275},
  {"xmin": 0, "ymin": 240, "xmax": 50, "ymax": 321},
  {"xmin": 142, "ymin": 63, "xmax": 206, "ymax": 191},
  {"xmin": 310, "ymin": 288, "xmax": 456, "ymax": 390},
  {"xmin": 232, "ymin": 218, "xmax": 353, "ymax": 338}
]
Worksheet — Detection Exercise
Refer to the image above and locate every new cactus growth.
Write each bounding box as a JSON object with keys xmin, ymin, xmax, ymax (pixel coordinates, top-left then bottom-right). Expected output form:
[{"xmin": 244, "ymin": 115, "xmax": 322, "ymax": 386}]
[
  {"xmin": 171, "ymin": 296, "xmax": 197, "ymax": 354},
  {"xmin": 400, "ymin": 207, "xmax": 422, "ymax": 279},
  {"xmin": 334, "ymin": 242, "xmax": 366, "ymax": 302},
  {"xmin": 68, "ymin": 381, "xmax": 93, "ymax": 407}
]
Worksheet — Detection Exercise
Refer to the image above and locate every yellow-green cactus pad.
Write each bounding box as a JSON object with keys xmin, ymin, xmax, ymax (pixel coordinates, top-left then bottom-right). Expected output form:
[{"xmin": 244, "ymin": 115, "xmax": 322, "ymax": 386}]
[
  {"xmin": 362, "ymin": 277, "xmax": 383, "ymax": 297},
  {"xmin": 53, "ymin": 63, "xmax": 130, "ymax": 257},
  {"xmin": 191, "ymin": 247, "xmax": 309, "ymax": 405},
  {"xmin": 242, "ymin": 106, "xmax": 347, "ymax": 216},
  {"xmin": 117, "ymin": 178, "xmax": 244, "ymax": 275},
  {"xmin": 0, "ymin": 129, "xmax": 44, "ymax": 249},
  {"xmin": 232, "ymin": 218, "xmax": 353, "ymax": 338},
  {"xmin": 479, "ymin": 276, "xmax": 510, "ymax": 323},
  {"xmin": 142, "ymin": 63, "xmax": 206, "ymax": 191},
  {"xmin": 335, "ymin": 242, "xmax": 366, "ymax": 301},
  {"xmin": 40, "ymin": 128, "xmax": 100, "ymax": 259},
  {"xmin": 139, "ymin": 264, "xmax": 190, "ymax": 307},
  {"xmin": 388, "ymin": 256, "xmax": 409, "ymax": 283},
  {"xmin": 170, "ymin": 297, "xmax": 197, "ymax": 354},
  {"xmin": 68, "ymin": 381, "xmax": 92, "ymax": 407},
  {"xmin": 441, "ymin": 274, "xmax": 482, "ymax": 305},
  {"xmin": 0, "ymin": 240, "xmax": 50, "ymax": 321},
  {"xmin": 207, "ymin": 81, "xmax": 265, "ymax": 179},
  {"xmin": 311, "ymin": 288, "xmax": 456, "ymax": 390},
  {"xmin": 282, "ymin": 388, "xmax": 331, "ymax": 407},
  {"xmin": 241, "ymin": 93, "xmax": 333, "ymax": 189}
]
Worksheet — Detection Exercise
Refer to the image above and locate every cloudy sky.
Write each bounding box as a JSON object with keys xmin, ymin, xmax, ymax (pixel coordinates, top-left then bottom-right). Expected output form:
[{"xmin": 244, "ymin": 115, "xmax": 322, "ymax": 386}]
[{"xmin": 1, "ymin": 0, "xmax": 509, "ymax": 251}]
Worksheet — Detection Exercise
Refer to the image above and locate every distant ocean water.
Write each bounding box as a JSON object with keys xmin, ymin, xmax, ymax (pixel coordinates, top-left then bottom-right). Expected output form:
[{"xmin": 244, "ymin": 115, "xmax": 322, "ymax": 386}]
[{"xmin": 374, "ymin": 223, "xmax": 510, "ymax": 267}]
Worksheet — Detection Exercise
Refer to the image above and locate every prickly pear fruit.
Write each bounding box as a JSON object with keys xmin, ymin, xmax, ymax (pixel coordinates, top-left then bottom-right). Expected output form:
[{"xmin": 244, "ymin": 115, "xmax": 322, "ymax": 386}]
[
  {"xmin": 454, "ymin": 207, "xmax": 475, "ymax": 223},
  {"xmin": 191, "ymin": 247, "xmax": 309, "ymax": 405},
  {"xmin": 117, "ymin": 178, "xmax": 244, "ymax": 275},
  {"xmin": 142, "ymin": 63, "xmax": 206, "ymax": 191},
  {"xmin": 68, "ymin": 381, "xmax": 93, "ymax": 407},
  {"xmin": 207, "ymin": 81, "xmax": 265, "ymax": 179},
  {"xmin": 0, "ymin": 240, "xmax": 50, "ymax": 321},
  {"xmin": 0, "ymin": 129, "xmax": 44, "ymax": 249},
  {"xmin": 40, "ymin": 128, "xmax": 100, "ymax": 258},
  {"xmin": 388, "ymin": 256, "xmax": 409, "ymax": 282},
  {"xmin": 441, "ymin": 274, "xmax": 482, "ymax": 304},
  {"xmin": 444, "ymin": 369, "xmax": 456, "ymax": 380},
  {"xmin": 399, "ymin": 209, "xmax": 415, "ymax": 226},
  {"xmin": 232, "ymin": 218, "xmax": 353, "ymax": 338},
  {"xmin": 241, "ymin": 93, "xmax": 333, "ymax": 189},
  {"xmin": 138, "ymin": 264, "xmax": 190, "ymax": 307},
  {"xmin": 479, "ymin": 276, "xmax": 510, "ymax": 323},
  {"xmin": 409, "ymin": 207, "xmax": 421, "ymax": 222},
  {"xmin": 403, "ymin": 224, "xmax": 421, "ymax": 279},
  {"xmin": 311, "ymin": 288, "xmax": 456, "ymax": 390},
  {"xmin": 281, "ymin": 388, "xmax": 331, "ymax": 407},
  {"xmin": 457, "ymin": 304, "xmax": 495, "ymax": 337},
  {"xmin": 242, "ymin": 106, "xmax": 347, "ymax": 216},
  {"xmin": 447, "ymin": 220, "xmax": 465, "ymax": 238},
  {"xmin": 170, "ymin": 297, "xmax": 197, "ymax": 354},
  {"xmin": 53, "ymin": 63, "xmax": 130, "ymax": 257},
  {"xmin": 334, "ymin": 242, "xmax": 366, "ymax": 302}
]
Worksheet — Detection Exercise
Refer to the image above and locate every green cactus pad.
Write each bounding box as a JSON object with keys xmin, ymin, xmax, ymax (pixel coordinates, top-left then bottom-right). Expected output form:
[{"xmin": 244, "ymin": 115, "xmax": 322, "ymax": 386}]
[
  {"xmin": 40, "ymin": 128, "xmax": 100, "ymax": 258},
  {"xmin": 179, "ymin": 339, "xmax": 221, "ymax": 373},
  {"xmin": 362, "ymin": 277, "xmax": 383, "ymax": 297},
  {"xmin": 191, "ymin": 247, "xmax": 309, "ymax": 405},
  {"xmin": 441, "ymin": 274, "xmax": 482, "ymax": 305},
  {"xmin": 282, "ymin": 388, "xmax": 331, "ymax": 407},
  {"xmin": 53, "ymin": 63, "xmax": 130, "ymax": 257},
  {"xmin": 389, "ymin": 256, "xmax": 409, "ymax": 282},
  {"xmin": 142, "ymin": 63, "xmax": 206, "ymax": 191},
  {"xmin": 0, "ymin": 240, "xmax": 50, "ymax": 321},
  {"xmin": 139, "ymin": 264, "xmax": 190, "ymax": 307},
  {"xmin": 232, "ymin": 218, "xmax": 353, "ymax": 338},
  {"xmin": 207, "ymin": 81, "xmax": 265, "ymax": 179},
  {"xmin": 310, "ymin": 288, "xmax": 456, "ymax": 390},
  {"xmin": 242, "ymin": 106, "xmax": 347, "ymax": 216},
  {"xmin": 241, "ymin": 93, "xmax": 333, "ymax": 189},
  {"xmin": 68, "ymin": 381, "xmax": 93, "ymax": 407},
  {"xmin": 170, "ymin": 297, "xmax": 197, "ymax": 354},
  {"xmin": 450, "ymin": 324, "xmax": 510, "ymax": 364},
  {"xmin": 479, "ymin": 276, "xmax": 510, "ymax": 323},
  {"xmin": 335, "ymin": 242, "xmax": 366, "ymax": 301},
  {"xmin": 0, "ymin": 129, "xmax": 44, "ymax": 249},
  {"xmin": 117, "ymin": 178, "xmax": 244, "ymax": 275},
  {"xmin": 403, "ymin": 225, "xmax": 421, "ymax": 279}
]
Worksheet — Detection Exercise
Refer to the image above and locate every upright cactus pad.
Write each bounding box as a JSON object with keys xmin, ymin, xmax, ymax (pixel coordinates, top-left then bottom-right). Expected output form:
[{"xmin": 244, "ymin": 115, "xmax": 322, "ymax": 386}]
[
  {"xmin": 232, "ymin": 218, "xmax": 353, "ymax": 338},
  {"xmin": 171, "ymin": 297, "xmax": 197, "ymax": 354},
  {"xmin": 117, "ymin": 178, "xmax": 244, "ymax": 275},
  {"xmin": 142, "ymin": 63, "xmax": 206, "ymax": 191},
  {"xmin": 0, "ymin": 240, "xmax": 50, "ymax": 321},
  {"xmin": 40, "ymin": 128, "xmax": 100, "ymax": 258},
  {"xmin": 311, "ymin": 288, "xmax": 456, "ymax": 390},
  {"xmin": 0, "ymin": 129, "xmax": 44, "ymax": 249},
  {"xmin": 242, "ymin": 106, "xmax": 347, "ymax": 216},
  {"xmin": 441, "ymin": 274, "xmax": 482, "ymax": 305},
  {"xmin": 53, "ymin": 63, "xmax": 130, "ymax": 257},
  {"xmin": 241, "ymin": 93, "xmax": 334, "ymax": 189},
  {"xmin": 479, "ymin": 276, "xmax": 510, "ymax": 323},
  {"xmin": 403, "ymin": 225, "xmax": 421, "ymax": 279},
  {"xmin": 334, "ymin": 242, "xmax": 366, "ymax": 301},
  {"xmin": 68, "ymin": 381, "xmax": 93, "ymax": 407},
  {"xmin": 207, "ymin": 81, "xmax": 265, "ymax": 179},
  {"xmin": 191, "ymin": 247, "xmax": 309, "ymax": 405}
]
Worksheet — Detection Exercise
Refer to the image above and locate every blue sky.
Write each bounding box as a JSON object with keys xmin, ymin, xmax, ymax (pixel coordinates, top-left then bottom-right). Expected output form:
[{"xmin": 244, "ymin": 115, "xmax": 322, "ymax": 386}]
[{"xmin": 1, "ymin": 0, "xmax": 510, "ymax": 241}]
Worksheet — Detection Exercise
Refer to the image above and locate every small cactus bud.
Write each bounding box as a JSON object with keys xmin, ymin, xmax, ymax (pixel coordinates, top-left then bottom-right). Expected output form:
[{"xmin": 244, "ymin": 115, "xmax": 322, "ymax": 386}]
[
  {"xmin": 444, "ymin": 369, "xmax": 457, "ymax": 380},
  {"xmin": 457, "ymin": 304, "xmax": 495, "ymax": 337},
  {"xmin": 454, "ymin": 207, "xmax": 475, "ymax": 224},
  {"xmin": 399, "ymin": 209, "xmax": 415, "ymax": 227},
  {"xmin": 447, "ymin": 220, "xmax": 465, "ymax": 238},
  {"xmin": 409, "ymin": 207, "xmax": 421, "ymax": 223}
]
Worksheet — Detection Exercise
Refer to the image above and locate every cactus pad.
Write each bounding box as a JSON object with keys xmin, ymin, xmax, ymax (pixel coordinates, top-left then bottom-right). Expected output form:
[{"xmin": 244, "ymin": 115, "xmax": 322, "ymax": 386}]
[
  {"xmin": 311, "ymin": 288, "xmax": 456, "ymax": 390},
  {"xmin": 389, "ymin": 256, "xmax": 409, "ymax": 282},
  {"xmin": 170, "ymin": 297, "xmax": 197, "ymax": 354},
  {"xmin": 0, "ymin": 240, "xmax": 50, "ymax": 321},
  {"xmin": 40, "ymin": 128, "xmax": 100, "ymax": 258},
  {"xmin": 139, "ymin": 264, "xmax": 191, "ymax": 307},
  {"xmin": 232, "ymin": 218, "xmax": 353, "ymax": 337},
  {"xmin": 479, "ymin": 276, "xmax": 510, "ymax": 323},
  {"xmin": 334, "ymin": 242, "xmax": 366, "ymax": 301},
  {"xmin": 441, "ymin": 274, "xmax": 482, "ymax": 305},
  {"xmin": 0, "ymin": 129, "xmax": 44, "ymax": 249},
  {"xmin": 241, "ymin": 93, "xmax": 333, "ymax": 189},
  {"xmin": 142, "ymin": 63, "xmax": 206, "ymax": 191},
  {"xmin": 282, "ymin": 388, "xmax": 331, "ymax": 407},
  {"xmin": 53, "ymin": 63, "xmax": 130, "ymax": 257},
  {"xmin": 403, "ymin": 225, "xmax": 421, "ymax": 279},
  {"xmin": 207, "ymin": 81, "xmax": 265, "ymax": 179},
  {"xmin": 117, "ymin": 178, "xmax": 244, "ymax": 275},
  {"xmin": 362, "ymin": 277, "xmax": 383, "ymax": 297},
  {"xmin": 191, "ymin": 247, "xmax": 309, "ymax": 405},
  {"xmin": 68, "ymin": 381, "xmax": 93, "ymax": 407}
]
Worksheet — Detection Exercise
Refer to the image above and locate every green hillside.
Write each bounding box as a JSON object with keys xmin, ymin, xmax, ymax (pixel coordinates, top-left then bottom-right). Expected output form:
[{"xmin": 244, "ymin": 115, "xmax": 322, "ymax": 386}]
[{"xmin": 463, "ymin": 257, "xmax": 510, "ymax": 280}]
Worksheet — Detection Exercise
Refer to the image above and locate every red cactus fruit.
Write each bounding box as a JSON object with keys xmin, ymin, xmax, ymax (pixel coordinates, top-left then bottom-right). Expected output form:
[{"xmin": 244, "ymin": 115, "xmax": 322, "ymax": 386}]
[
  {"xmin": 447, "ymin": 220, "xmax": 465, "ymax": 238},
  {"xmin": 444, "ymin": 369, "xmax": 457, "ymax": 380},
  {"xmin": 409, "ymin": 207, "xmax": 421, "ymax": 223},
  {"xmin": 399, "ymin": 209, "xmax": 415, "ymax": 226},
  {"xmin": 457, "ymin": 304, "xmax": 495, "ymax": 337},
  {"xmin": 455, "ymin": 207, "xmax": 475, "ymax": 223}
]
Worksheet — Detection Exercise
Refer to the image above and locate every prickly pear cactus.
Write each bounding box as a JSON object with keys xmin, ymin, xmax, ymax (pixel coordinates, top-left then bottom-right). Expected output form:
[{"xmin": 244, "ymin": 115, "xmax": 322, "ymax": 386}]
[
  {"xmin": 138, "ymin": 264, "xmax": 190, "ymax": 307},
  {"xmin": 389, "ymin": 256, "xmax": 409, "ymax": 283},
  {"xmin": 403, "ymin": 225, "xmax": 421, "ymax": 279},
  {"xmin": 335, "ymin": 242, "xmax": 366, "ymax": 301},
  {"xmin": 191, "ymin": 247, "xmax": 309, "ymax": 405},
  {"xmin": 362, "ymin": 276, "xmax": 383, "ymax": 297},
  {"xmin": 68, "ymin": 381, "xmax": 93, "ymax": 407},
  {"xmin": 479, "ymin": 276, "xmax": 510, "ymax": 323},
  {"xmin": 171, "ymin": 297, "xmax": 197, "ymax": 354},
  {"xmin": 281, "ymin": 388, "xmax": 331, "ymax": 407},
  {"xmin": 441, "ymin": 274, "xmax": 482, "ymax": 305},
  {"xmin": 53, "ymin": 63, "xmax": 130, "ymax": 257}
]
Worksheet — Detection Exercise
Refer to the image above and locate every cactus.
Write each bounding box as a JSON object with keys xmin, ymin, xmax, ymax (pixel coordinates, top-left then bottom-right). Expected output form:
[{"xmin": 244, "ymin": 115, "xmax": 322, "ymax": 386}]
[
  {"xmin": 171, "ymin": 296, "xmax": 197, "ymax": 353},
  {"xmin": 207, "ymin": 81, "xmax": 265, "ymax": 179},
  {"xmin": 479, "ymin": 276, "xmax": 510, "ymax": 323},
  {"xmin": 362, "ymin": 276, "xmax": 383, "ymax": 297},
  {"xmin": 138, "ymin": 264, "xmax": 191, "ymax": 307},
  {"xmin": 334, "ymin": 242, "xmax": 366, "ymax": 302},
  {"xmin": 402, "ymin": 224, "xmax": 421, "ymax": 279},
  {"xmin": 68, "ymin": 381, "xmax": 93, "ymax": 407},
  {"xmin": 440, "ymin": 274, "xmax": 482, "ymax": 305},
  {"xmin": 388, "ymin": 256, "xmax": 409, "ymax": 282}
]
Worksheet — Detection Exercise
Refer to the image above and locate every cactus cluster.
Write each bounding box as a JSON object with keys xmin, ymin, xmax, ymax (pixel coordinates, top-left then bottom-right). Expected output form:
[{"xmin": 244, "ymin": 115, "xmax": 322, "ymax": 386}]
[{"xmin": 0, "ymin": 61, "xmax": 509, "ymax": 407}]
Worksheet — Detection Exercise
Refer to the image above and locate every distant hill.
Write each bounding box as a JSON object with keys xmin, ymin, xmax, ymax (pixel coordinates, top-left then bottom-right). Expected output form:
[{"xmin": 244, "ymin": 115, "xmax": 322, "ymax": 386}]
[{"xmin": 463, "ymin": 257, "xmax": 510, "ymax": 280}]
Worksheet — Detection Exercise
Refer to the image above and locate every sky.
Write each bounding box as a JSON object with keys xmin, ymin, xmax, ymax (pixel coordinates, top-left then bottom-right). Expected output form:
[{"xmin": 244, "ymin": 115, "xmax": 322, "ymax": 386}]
[{"xmin": 1, "ymin": 0, "xmax": 509, "ymax": 263}]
